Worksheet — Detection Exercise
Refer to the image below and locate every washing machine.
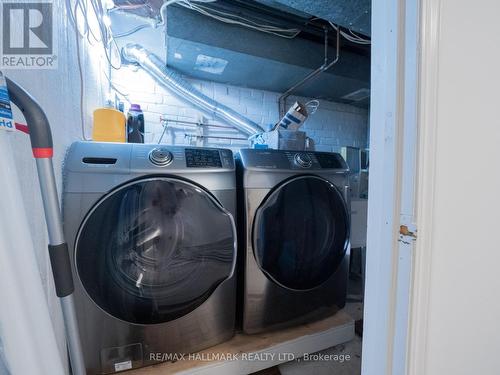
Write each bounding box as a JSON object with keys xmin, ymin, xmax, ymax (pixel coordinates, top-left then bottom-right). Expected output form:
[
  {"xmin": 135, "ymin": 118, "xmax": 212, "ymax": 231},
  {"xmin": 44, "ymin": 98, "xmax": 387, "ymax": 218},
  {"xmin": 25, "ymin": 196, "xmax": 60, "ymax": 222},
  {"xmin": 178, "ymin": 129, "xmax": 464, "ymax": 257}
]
[
  {"xmin": 63, "ymin": 141, "xmax": 237, "ymax": 374},
  {"xmin": 236, "ymin": 148, "xmax": 350, "ymax": 334}
]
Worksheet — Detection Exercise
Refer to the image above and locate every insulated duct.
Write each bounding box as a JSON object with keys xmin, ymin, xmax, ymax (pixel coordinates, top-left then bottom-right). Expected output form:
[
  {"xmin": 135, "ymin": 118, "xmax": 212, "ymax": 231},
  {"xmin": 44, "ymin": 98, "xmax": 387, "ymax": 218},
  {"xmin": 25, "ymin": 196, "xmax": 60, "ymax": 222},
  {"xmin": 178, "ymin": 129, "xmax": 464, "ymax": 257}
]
[{"xmin": 121, "ymin": 44, "xmax": 264, "ymax": 136}]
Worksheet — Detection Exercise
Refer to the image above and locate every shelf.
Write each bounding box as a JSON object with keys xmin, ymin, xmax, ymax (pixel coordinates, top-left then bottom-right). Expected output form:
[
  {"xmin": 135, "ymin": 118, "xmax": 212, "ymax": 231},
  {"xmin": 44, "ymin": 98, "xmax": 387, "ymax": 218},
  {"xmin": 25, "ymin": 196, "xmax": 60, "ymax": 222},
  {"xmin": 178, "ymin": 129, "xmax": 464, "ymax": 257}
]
[{"xmin": 128, "ymin": 310, "xmax": 354, "ymax": 375}]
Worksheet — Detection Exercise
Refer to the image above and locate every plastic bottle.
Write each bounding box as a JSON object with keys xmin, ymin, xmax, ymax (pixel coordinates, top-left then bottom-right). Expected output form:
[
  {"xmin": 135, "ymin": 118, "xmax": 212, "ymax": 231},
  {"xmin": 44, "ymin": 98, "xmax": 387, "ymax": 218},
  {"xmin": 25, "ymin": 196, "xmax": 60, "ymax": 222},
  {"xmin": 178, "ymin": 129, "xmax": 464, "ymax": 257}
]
[
  {"xmin": 92, "ymin": 106, "xmax": 126, "ymax": 142},
  {"xmin": 127, "ymin": 104, "xmax": 145, "ymax": 143}
]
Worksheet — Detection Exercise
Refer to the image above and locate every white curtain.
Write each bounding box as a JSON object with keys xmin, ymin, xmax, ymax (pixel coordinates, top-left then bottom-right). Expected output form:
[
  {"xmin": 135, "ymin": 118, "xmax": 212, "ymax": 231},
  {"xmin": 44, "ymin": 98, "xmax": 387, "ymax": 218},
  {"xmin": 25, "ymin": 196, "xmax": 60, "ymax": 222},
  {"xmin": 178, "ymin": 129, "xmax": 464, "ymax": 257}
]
[{"xmin": 0, "ymin": 132, "xmax": 65, "ymax": 375}]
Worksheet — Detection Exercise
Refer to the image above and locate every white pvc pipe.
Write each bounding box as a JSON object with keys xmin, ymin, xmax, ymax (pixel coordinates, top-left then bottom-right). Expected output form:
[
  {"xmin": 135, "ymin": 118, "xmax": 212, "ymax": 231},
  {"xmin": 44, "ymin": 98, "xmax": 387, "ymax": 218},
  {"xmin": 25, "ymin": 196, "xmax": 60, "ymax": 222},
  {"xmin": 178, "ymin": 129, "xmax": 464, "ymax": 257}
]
[{"xmin": 0, "ymin": 132, "xmax": 65, "ymax": 375}]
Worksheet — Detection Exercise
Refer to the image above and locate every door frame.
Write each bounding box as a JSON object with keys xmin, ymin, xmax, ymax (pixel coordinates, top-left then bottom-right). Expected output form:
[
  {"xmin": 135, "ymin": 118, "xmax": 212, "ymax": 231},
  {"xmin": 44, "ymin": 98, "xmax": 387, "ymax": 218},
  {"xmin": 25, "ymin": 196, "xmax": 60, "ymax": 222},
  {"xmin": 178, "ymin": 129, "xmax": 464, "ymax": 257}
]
[
  {"xmin": 405, "ymin": 0, "xmax": 441, "ymax": 373},
  {"xmin": 361, "ymin": 0, "xmax": 421, "ymax": 374}
]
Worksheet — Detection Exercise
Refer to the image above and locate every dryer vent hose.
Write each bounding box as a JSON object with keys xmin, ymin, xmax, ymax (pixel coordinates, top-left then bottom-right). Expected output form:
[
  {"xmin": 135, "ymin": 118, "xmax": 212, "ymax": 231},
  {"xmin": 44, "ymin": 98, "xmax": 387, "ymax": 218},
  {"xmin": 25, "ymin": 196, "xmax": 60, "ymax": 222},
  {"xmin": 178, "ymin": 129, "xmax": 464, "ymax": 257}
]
[{"xmin": 121, "ymin": 43, "xmax": 264, "ymax": 137}]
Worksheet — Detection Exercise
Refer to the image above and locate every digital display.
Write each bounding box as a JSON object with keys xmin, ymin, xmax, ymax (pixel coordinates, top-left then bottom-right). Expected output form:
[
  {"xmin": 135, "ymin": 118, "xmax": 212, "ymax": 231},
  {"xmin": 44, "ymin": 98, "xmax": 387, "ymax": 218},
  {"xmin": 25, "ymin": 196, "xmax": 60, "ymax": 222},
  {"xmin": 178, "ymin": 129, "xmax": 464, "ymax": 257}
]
[
  {"xmin": 315, "ymin": 153, "xmax": 343, "ymax": 169},
  {"xmin": 185, "ymin": 149, "xmax": 222, "ymax": 168}
]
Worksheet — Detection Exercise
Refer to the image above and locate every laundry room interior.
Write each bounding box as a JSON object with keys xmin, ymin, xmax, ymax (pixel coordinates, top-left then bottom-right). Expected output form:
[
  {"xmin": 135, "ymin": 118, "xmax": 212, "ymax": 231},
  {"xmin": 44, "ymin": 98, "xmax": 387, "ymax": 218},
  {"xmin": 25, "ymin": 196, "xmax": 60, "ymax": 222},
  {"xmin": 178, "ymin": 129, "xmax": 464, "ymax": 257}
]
[{"xmin": 2, "ymin": 0, "xmax": 374, "ymax": 374}]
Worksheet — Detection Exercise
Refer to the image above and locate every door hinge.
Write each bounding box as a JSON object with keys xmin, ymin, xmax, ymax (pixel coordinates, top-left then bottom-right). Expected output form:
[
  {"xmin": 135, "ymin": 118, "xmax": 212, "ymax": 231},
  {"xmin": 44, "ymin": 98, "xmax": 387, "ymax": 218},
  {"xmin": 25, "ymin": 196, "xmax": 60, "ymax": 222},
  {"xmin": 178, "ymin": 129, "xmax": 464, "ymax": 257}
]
[{"xmin": 399, "ymin": 224, "xmax": 417, "ymax": 240}]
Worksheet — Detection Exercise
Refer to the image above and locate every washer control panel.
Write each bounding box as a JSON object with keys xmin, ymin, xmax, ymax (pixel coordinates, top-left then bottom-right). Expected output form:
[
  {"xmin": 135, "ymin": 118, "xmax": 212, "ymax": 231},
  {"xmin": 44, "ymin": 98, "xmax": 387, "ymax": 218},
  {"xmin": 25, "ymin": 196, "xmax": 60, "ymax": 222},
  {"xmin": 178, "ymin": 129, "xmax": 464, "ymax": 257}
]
[
  {"xmin": 185, "ymin": 148, "xmax": 222, "ymax": 168},
  {"xmin": 149, "ymin": 147, "xmax": 174, "ymax": 166},
  {"xmin": 79, "ymin": 143, "xmax": 235, "ymax": 171}
]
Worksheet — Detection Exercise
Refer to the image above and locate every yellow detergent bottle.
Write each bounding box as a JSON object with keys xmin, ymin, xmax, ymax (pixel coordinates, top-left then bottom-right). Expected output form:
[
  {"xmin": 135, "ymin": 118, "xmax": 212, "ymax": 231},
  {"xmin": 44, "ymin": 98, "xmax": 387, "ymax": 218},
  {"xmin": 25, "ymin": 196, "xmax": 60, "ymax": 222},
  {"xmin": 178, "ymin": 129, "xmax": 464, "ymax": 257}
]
[{"xmin": 92, "ymin": 106, "xmax": 126, "ymax": 142}]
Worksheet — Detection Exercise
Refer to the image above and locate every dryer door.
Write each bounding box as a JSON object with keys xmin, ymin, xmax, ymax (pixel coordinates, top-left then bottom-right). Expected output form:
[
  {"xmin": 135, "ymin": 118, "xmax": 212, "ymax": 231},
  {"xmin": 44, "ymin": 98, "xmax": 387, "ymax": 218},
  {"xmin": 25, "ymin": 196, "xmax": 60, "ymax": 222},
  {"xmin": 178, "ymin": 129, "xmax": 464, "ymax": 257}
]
[
  {"xmin": 253, "ymin": 175, "xmax": 349, "ymax": 291},
  {"xmin": 75, "ymin": 177, "xmax": 236, "ymax": 324}
]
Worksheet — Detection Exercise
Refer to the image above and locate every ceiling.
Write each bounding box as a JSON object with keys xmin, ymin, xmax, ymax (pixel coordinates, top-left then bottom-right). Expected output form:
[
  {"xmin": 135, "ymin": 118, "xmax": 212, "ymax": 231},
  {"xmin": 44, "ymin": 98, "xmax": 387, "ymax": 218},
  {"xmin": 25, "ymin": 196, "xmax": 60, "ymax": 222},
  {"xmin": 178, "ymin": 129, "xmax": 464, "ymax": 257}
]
[
  {"xmin": 113, "ymin": 0, "xmax": 371, "ymax": 107},
  {"xmin": 254, "ymin": 0, "xmax": 371, "ymax": 36}
]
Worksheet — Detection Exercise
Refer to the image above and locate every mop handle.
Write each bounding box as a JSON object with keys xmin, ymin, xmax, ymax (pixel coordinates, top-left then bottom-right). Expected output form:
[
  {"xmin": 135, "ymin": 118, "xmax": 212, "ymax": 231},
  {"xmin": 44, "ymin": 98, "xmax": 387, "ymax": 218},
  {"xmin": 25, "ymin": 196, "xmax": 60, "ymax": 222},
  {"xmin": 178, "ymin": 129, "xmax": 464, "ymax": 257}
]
[
  {"xmin": 5, "ymin": 78, "xmax": 74, "ymax": 296},
  {"xmin": 5, "ymin": 79, "xmax": 54, "ymax": 158},
  {"xmin": 5, "ymin": 78, "xmax": 86, "ymax": 375}
]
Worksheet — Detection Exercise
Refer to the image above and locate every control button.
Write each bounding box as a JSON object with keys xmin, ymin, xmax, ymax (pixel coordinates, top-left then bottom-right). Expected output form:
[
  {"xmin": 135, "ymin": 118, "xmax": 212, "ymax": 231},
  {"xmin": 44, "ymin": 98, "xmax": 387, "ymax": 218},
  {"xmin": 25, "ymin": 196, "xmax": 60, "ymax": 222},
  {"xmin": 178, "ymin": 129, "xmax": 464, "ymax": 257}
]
[
  {"xmin": 149, "ymin": 148, "xmax": 173, "ymax": 166},
  {"xmin": 294, "ymin": 153, "xmax": 313, "ymax": 168}
]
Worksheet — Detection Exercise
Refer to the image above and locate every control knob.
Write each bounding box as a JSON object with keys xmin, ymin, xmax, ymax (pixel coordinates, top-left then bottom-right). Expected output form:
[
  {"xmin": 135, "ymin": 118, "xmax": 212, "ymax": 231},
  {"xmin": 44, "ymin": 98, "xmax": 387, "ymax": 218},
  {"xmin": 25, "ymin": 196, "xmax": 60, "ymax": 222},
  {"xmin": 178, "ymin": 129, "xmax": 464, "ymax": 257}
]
[
  {"xmin": 149, "ymin": 148, "xmax": 173, "ymax": 166},
  {"xmin": 294, "ymin": 153, "xmax": 313, "ymax": 168}
]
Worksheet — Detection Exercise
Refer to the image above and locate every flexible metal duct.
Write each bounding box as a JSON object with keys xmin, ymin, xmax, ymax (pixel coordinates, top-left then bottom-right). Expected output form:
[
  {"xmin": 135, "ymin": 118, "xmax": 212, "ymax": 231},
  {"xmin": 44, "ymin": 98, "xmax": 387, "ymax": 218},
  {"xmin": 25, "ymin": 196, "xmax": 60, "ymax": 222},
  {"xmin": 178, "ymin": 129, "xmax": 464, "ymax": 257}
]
[{"xmin": 121, "ymin": 44, "xmax": 264, "ymax": 136}]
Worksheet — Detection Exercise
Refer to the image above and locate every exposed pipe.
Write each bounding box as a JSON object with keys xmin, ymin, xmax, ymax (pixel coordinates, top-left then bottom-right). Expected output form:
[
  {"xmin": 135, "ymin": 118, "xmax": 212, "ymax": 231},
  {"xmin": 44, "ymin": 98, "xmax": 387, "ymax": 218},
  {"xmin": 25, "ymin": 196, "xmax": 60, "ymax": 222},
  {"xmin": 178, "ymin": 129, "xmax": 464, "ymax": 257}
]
[
  {"xmin": 185, "ymin": 134, "xmax": 249, "ymax": 141},
  {"xmin": 278, "ymin": 26, "xmax": 341, "ymax": 117},
  {"xmin": 121, "ymin": 44, "xmax": 264, "ymax": 136},
  {"xmin": 157, "ymin": 117, "xmax": 240, "ymax": 143},
  {"xmin": 160, "ymin": 116, "xmax": 237, "ymax": 129}
]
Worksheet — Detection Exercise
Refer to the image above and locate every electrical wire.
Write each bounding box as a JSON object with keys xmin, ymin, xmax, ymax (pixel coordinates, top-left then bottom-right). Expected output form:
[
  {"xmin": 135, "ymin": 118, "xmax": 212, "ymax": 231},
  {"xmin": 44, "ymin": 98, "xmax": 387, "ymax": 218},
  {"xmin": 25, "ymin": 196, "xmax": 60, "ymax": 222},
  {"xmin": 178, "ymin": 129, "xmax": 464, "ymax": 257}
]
[
  {"xmin": 109, "ymin": 0, "xmax": 198, "ymax": 39},
  {"xmin": 67, "ymin": 0, "xmax": 124, "ymax": 139},
  {"xmin": 73, "ymin": 1, "xmax": 90, "ymax": 140},
  {"xmin": 152, "ymin": 0, "xmax": 301, "ymax": 39},
  {"xmin": 107, "ymin": 37, "xmax": 122, "ymax": 70},
  {"xmin": 102, "ymin": 69, "xmax": 131, "ymax": 101},
  {"xmin": 67, "ymin": 0, "xmax": 88, "ymax": 38},
  {"xmin": 86, "ymin": 0, "xmax": 104, "ymax": 44},
  {"xmin": 191, "ymin": 3, "xmax": 299, "ymax": 32},
  {"xmin": 156, "ymin": 0, "xmax": 217, "ymax": 27},
  {"xmin": 158, "ymin": 120, "xmax": 169, "ymax": 143},
  {"xmin": 180, "ymin": 2, "xmax": 301, "ymax": 38},
  {"xmin": 99, "ymin": 0, "xmax": 303, "ymax": 41},
  {"xmin": 328, "ymin": 21, "xmax": 371, "ymax": 45},
  {"xmin": 109, "ymin": 2, "xmax": 150, "ymax": 12},
  {"xmin": 305, "ymin": 99, "xmax": 320, "ymax": 115},
  {"xmin": 114, "ymin": 24, "xmax": 150, "ymax": 38},
  {"xmin": 349, "ymin": 28, "xmax": 368, "ymax": 40}
]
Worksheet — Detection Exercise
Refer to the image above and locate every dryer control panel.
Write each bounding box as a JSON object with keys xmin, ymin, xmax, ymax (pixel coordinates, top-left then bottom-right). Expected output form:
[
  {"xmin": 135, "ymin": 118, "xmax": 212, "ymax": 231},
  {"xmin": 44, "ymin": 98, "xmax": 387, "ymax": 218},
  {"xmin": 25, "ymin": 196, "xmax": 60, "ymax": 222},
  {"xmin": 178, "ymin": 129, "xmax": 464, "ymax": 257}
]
[
  {"xmin": 284, "ymin": 151, "xmax": 318, "ymax": 169},
  {"xmin": 239, "ymin": 149, "xmax": 348, "ymax": 171}
]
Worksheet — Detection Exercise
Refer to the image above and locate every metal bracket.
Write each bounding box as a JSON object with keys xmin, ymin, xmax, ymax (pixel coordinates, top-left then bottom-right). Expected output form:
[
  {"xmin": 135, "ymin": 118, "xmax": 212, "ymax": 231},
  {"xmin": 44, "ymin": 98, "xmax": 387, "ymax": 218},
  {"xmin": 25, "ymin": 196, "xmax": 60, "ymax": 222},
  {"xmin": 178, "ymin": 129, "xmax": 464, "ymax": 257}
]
[{"xmin": 277, "ymin": 25, "xmax": 341, "ymax": 118}]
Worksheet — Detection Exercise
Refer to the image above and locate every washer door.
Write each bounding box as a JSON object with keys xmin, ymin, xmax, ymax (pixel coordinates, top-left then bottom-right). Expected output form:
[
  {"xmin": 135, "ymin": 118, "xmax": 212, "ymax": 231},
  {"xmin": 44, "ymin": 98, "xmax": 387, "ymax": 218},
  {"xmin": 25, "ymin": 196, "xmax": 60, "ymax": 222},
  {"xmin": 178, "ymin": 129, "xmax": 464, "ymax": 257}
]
[
  {"xmin": 75, "ymin": 177, "xmax": 236, "ymax": 324},
  {"xmin": 253, "ymin": 176, "xmax": 349, "ymax": 291}
]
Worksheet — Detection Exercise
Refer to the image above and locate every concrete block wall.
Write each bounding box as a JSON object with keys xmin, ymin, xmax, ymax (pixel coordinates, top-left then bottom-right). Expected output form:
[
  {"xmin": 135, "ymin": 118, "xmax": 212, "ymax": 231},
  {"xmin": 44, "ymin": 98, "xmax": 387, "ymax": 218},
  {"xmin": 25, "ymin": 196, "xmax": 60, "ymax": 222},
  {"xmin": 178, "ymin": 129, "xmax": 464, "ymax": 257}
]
[{"xmin": 113, "ymin": 66, "xmax": 369, "ymax": 152}]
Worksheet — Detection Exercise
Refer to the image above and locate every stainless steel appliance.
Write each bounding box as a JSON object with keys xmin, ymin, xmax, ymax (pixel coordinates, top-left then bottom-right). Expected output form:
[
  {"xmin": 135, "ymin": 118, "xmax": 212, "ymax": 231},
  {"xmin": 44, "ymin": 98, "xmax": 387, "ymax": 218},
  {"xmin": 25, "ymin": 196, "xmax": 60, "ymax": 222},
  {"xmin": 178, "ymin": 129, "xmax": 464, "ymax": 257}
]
[
  {"xmin": 63, "ymin": 142, "xmax": 237, "ymax": 374},
  {"xmin": 236, "ymin": 149, "xmax": 350, "ymax": 334},
  {"xmin": 341, "ymin": 146, "xmax": 369, "ymax": 199}
]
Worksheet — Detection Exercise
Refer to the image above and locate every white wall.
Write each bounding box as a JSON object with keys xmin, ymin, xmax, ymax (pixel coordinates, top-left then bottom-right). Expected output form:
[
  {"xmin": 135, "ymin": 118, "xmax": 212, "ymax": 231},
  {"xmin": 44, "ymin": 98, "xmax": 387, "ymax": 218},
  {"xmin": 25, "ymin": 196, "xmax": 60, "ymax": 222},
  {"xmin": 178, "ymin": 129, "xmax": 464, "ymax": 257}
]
[
  {"xmin": 410, "ymin": 0, "xmax": 500, "ymax": 374},
  {"xmin": 112, "ymin": 65, "xmax": 369, "ymax": 152},
  {"xmin": 111, "ymin": 26, "xmax": 369, "ymax": 152},
  {"xmin": 5, "ymin": 0, "xmax": 106, "ymax": 367}
]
